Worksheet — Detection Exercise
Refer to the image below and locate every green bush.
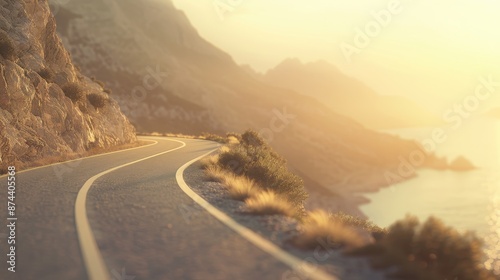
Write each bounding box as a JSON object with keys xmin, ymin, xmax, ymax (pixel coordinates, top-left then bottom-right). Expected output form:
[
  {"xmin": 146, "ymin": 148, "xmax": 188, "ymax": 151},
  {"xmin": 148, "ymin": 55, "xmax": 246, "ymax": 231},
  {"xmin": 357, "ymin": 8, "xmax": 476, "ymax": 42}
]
[
  {"xmin": 240, "ymin": 130, "xmax": 266, "ymax": 147},
  {"xmin": 0, "ymin": 31, "xmax": 16, "ymax": 61},
  {"xmin": 218, "ymin": 146, "xmax": 251, "ymax": 175},
  {"xmin": 38, "ymin": 67, "xmax": 55, "ymax": 82},
  {"xmin": 350, "ymin": 216, "xmax": 496, "ymax": 280},
  {"xmin": 62, "ymin": 83, "xmax": 84, "ymax": 102},
  {"xmin": 218, "ymin": 130, "xmax": 308, "ymax": 210},
  {"xmin": 87, "ymin": 93, "xmax": 107, "ymax": 109}
]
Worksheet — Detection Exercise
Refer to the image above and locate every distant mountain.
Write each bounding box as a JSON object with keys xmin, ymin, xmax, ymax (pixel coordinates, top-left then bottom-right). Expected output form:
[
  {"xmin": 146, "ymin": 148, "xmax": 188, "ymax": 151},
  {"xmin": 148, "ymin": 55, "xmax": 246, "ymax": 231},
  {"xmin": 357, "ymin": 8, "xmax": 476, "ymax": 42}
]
[
  {"xmin": 0, "ymin": 0, "xmax": 135, "ymax": 167},
  {"xmin": 262, "ymin": 58, "xmax": 441, "ymax": 129},
  {"xmin": 50, "ymin": 0, "xmax": 450, "ymax": 212}
]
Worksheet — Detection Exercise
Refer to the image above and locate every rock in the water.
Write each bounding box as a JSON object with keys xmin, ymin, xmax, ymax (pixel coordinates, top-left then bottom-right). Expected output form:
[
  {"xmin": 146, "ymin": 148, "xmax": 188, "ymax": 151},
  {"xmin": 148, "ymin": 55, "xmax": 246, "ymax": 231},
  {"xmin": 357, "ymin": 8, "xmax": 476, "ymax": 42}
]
[
  {"xmin": 0, "ymin": 0, "xmax": 136, "ymax": 166},
  {"xmin": 449, "ymin": 156, "xmax": 475, "ymax": 171}
]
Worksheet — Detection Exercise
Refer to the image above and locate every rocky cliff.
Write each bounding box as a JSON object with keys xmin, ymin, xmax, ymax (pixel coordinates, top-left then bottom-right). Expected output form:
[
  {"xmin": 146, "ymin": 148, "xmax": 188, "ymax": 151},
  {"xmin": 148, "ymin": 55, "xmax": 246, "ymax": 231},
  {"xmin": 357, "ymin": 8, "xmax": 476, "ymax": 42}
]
[{"xmin": 0, "ymin": 0, "xmax": 136, "ymax": 168}]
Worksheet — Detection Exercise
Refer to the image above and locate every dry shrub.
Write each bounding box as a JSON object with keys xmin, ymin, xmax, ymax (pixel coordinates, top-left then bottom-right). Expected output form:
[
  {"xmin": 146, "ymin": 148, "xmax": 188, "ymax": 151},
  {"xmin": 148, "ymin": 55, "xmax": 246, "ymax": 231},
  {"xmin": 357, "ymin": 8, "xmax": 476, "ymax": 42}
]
[
  {"xmin": 245, "ymin": 191, "xmax": 295, "ymax": 217},
  {"xmin": 222, "ymin": 175, "xmax": 257, "ymax": 201},
  {"xmin": 292, "ymin": 210, "xmax": 367, "ymax": 250}
]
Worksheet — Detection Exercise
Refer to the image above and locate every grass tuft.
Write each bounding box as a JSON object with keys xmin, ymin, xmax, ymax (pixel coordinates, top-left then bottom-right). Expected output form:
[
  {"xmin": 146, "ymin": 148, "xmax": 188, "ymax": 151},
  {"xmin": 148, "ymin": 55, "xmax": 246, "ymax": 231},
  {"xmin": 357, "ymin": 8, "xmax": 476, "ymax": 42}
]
[
  {"xmin": 199, "ymin": 154, "xmax": 220, "ymax": 168},
  {"xmin": 201, "ymin": 133, "xmax": 228, "ymax": 144},
  {"xmin": 204, "ymin": 164, "xmax": 227, "ymax": 183},
  {"xmin": 330, "ymin": 212, "xmax": 386, "ymax": 237},
  {"xmin": 227, "ymin": 135, "xmax": 240, "ymax": 145},
  {"xmin": 292, "ymin": 210, "xmax": 367, "ymax": 250},
  {"xmin": 245, "ymin": 191, "xmax": 296, "ymax": 217},
  {"xmin": 222, "ymin": 175, "xmax": 257, "ymax": 201}
]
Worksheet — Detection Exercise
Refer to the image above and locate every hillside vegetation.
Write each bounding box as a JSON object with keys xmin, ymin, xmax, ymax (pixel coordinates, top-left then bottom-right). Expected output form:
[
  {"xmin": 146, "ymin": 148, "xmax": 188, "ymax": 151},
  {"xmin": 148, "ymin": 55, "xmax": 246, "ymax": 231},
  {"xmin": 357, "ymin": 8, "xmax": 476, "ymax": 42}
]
[
  {"xmin": 203, "ymin": 130, "xmax": 308, "ymax": 217},
  {"xmin": 50, "ymin": 0, "xmax": 460, "ymax": 214},
  {"xmin": 351, "ymin": 216, "xmax": 496, "ymax": 280},
  {"xmin": 200, "ymin": 132, "xmax": 496, "ymax": 280}
]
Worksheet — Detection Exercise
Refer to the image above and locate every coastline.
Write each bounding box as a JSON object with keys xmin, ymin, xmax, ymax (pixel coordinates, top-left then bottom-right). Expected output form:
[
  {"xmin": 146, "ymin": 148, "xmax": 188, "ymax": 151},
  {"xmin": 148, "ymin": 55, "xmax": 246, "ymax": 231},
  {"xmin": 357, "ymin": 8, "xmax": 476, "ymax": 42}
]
[
  {"xmin": 304, "ymin": 166, "xmax": 415, "ymax": 220},
  {"xmin": 304, "ymin": 154, "xmax": 476, "ymax": 223}
]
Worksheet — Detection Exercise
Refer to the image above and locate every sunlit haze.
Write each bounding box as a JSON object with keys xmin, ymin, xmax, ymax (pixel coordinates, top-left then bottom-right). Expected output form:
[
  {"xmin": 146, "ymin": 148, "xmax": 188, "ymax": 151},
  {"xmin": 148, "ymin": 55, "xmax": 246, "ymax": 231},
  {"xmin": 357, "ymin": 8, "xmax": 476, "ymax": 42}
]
[
  {"xmin": 2, "ymin": 0, "xmax": 499, "ymax": 278},
  {"xmin": 172, "ymin": 0, "xmax": 500, "ymax": 112}
]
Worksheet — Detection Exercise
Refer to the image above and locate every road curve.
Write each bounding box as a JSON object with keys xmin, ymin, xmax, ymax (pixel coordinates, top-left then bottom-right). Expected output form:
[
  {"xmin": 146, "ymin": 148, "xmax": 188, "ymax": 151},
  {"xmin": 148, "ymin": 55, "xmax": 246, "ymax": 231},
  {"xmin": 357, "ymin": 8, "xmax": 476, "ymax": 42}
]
[
  {"xmin": 1, "ymin": 137, "xmax": 335, "ymax": 280},
  {"xmin": 75, "ymin": 139, "xmax": 188, "ymax": 280}
]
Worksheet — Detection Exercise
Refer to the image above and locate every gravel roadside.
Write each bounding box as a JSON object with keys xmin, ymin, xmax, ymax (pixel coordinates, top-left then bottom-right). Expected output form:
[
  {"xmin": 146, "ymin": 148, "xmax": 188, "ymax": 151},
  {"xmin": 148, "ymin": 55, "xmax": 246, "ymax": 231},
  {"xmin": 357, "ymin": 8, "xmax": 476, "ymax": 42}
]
[{"xmin": 183, "ymin": 162, "xmax": 389, "ymax": 280}]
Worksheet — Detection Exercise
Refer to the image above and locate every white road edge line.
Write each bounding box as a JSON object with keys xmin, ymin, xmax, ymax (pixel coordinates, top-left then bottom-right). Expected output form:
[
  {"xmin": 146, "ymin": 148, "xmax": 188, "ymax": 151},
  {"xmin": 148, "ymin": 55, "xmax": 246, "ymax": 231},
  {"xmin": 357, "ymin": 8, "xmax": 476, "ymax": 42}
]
[
  {"xmin": 175, "ymin": 150, "xmax": 338, "ymax": 280},
  {"xmin": 76, "ymin": 138, "xmax": 187, "ymax": 280},
  {"xmin": 0, "ymin": 139, "xmax": 158, "ymax": 179}
]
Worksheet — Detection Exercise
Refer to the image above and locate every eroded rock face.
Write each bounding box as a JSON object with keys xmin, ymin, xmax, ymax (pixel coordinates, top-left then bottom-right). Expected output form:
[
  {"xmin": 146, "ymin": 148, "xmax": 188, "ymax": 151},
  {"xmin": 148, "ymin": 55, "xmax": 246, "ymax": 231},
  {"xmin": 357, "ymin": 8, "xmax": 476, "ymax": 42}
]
[{"xmin": 0, "ymin": 0, "xmax": 136, "ymax": 165}]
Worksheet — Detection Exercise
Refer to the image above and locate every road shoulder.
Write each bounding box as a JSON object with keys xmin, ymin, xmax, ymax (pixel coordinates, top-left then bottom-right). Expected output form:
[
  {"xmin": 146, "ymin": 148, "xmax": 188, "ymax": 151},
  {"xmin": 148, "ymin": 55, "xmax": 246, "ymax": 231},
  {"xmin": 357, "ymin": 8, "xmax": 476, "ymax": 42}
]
[{"xmin": 183, "ymin": 161, "xmax": 387, "ymax": 280}]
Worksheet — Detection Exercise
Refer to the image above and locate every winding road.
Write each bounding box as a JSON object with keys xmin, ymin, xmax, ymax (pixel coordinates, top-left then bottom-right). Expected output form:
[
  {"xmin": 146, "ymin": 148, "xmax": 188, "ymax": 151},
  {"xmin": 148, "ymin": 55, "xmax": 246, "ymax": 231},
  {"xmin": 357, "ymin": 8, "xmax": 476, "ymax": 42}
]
[{"xmin": 1, "ymin": 137, "xmax": 336, "ymax": 280}]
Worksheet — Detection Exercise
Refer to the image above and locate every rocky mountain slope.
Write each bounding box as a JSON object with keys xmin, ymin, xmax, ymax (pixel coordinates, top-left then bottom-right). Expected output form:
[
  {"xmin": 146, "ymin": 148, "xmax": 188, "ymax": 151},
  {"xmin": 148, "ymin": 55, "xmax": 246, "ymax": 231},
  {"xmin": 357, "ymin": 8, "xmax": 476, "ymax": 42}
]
[
  {"xmin": 259, "ymin": 58, "xmax": 441, "ymax": 129},
  {"xmin": 0, "ymin": 0, "xmax": 136, "ymax": 168},
  {"xmin": 50, "ymin": 0, "xmax": 451, "ymax": 213}
]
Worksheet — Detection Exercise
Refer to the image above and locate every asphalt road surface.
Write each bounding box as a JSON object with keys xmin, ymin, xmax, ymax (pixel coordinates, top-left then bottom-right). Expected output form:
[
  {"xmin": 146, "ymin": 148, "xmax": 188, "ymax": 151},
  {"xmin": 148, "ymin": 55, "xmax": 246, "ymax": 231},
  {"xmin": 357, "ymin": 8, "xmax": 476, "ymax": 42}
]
[{"xmin": 0, "ymin": 137, "xmax": 321, "ymax": 280}]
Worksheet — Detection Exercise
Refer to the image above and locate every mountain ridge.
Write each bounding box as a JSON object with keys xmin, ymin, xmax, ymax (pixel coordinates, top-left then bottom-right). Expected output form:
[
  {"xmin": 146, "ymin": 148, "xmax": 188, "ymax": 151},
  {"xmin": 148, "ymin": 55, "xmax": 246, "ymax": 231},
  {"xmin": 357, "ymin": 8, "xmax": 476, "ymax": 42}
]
[
  {"xmin": 262, "ymin": 57, "xmax": 442, "ymax": 129},
  {"xmin": 50, "ymin": 0, "xmax": 453, "ymax": 214}
]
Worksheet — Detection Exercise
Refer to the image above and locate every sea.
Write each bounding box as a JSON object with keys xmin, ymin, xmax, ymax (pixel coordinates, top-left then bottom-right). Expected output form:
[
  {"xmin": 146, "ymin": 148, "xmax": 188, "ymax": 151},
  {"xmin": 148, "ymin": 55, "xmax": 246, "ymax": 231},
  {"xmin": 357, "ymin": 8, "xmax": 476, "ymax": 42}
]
[{"xmin": 360, "ymin": 117, "xmax": 500, "ymax": 272}]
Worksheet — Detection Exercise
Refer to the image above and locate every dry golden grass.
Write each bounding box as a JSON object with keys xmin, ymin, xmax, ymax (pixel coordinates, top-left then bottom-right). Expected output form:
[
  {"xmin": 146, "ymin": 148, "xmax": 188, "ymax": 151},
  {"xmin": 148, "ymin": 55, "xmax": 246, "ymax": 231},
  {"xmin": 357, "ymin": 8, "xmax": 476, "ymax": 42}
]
[
  {"xmin": 222, "ymin": 175, "xmax": 257, "ymax": 201},
  {"xmin": 219, "ymin": 145, "xmax": 230, "ymax": 153},
  {"xmin": 137, "ymin": 132, "xmax": 198, "ymax": 139},
  {"xmin": 204, "ymin": 164, "xmax": 258, "ymax": 200},
  {"xmin": 292, "ymin": 210, "xmax": 366, "ymax": 250},
  {"xmin": 149, "ymin": 132, "xmax": 164, "ymax": 136},
  {"xmin": 199, "ymin": 154, "xmax": 220, "ymax": 168},
  {"xmin": 204, "ymin": 164, "xmax": 227, "ymax": 182},
  {"xmin": 245, "ymin": 191, "xmax": 295, "ymax": 217},
  {"xmin": 200, "ymin": 146, "xmax": 232, "ymax": 168},
  {"xmin": 165, "ymin": 133, "xmax": 197, "ymax": 139},
  {"xmin": 330, "ymin": 212, "xmax": 386, "ymax": 235},
  {"xmin": 201, "ymin": 133, "xmax": 228, "ymax": 143},
  {"xmin": 227, "ymin": 135, "xmax": 240, "ymax": 145}
]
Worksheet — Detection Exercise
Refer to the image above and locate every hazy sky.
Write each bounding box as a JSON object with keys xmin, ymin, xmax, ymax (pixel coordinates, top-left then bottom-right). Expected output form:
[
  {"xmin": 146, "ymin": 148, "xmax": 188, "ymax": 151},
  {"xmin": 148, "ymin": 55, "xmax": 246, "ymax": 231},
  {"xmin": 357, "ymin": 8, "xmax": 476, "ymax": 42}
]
[{"xmin": 171, "ymin": 0, "xmax": 500, "ymax": 113}]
